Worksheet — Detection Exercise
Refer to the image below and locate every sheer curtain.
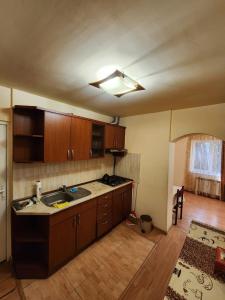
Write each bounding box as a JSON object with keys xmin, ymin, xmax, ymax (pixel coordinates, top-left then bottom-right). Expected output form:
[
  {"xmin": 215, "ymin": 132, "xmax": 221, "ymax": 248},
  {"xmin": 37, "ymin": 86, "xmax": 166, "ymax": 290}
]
[{"xmin": 185, "ymin": 135, "xmax": 222, "ymax": 199}]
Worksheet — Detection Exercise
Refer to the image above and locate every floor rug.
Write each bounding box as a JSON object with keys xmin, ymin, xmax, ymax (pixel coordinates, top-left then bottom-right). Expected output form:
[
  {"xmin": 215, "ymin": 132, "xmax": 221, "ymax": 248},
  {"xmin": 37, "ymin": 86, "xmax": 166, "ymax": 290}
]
[
  {"xmin": 165, "ymin": 221, "xmax": 225, "ymax": 300},
  {"xmin": 21, "ymin": 223, "xmax": 155, "ymax": 300}
]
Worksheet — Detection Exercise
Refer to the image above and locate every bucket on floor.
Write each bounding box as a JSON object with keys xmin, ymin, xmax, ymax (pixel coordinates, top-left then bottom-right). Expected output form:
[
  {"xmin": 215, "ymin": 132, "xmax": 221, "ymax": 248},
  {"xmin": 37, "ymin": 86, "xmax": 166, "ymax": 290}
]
[{"xmin": 140, "ymin": 215, "xmax": 152, "ymax": 233}]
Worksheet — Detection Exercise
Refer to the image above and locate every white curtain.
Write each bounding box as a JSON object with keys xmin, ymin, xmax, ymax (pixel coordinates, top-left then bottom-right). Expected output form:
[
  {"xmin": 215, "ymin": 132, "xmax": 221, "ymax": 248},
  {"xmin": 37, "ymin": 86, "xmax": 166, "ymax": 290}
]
[
  {"xmin": 184, "ymin": 135, "xmax": 222, "ymax": 199},
  {"xmin": 189, "ymin": 139, "xmax": 222, "ymax": 180}
]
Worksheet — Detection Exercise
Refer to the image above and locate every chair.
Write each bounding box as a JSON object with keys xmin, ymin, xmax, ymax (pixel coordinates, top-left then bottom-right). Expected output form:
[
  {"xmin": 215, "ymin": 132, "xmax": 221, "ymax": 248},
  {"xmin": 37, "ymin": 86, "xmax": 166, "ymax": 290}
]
[{"xmin": 173, "ymin": 186, "xmax": 184, "ymax": 225}]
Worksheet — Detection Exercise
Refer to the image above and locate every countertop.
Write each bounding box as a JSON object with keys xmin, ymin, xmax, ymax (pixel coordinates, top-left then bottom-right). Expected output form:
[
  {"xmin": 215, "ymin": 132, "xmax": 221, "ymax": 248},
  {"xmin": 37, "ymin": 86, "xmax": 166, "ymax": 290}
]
[{"xmin": 13, "ymin": 180, "xmax": 133, "ymax": 216}]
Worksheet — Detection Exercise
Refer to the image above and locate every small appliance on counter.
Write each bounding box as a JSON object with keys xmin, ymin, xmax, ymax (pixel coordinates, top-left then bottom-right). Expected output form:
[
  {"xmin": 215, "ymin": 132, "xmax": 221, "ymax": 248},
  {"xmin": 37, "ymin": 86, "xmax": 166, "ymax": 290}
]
[{"xmin": 98, "ymin": 174, "xmax": 129, "ymax": 187}]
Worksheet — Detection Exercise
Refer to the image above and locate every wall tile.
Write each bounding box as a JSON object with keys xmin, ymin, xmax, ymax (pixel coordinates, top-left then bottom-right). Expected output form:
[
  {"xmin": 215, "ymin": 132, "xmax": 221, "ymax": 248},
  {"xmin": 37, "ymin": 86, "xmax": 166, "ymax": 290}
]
[{"xmin": 13, "ymin": 156, "xmax": 113, "ymax": 199}]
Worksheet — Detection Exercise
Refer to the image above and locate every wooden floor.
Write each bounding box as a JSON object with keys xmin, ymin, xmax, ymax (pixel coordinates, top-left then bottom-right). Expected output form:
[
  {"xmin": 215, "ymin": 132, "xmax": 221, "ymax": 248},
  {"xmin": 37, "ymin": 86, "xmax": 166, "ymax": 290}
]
[{"xmin": 1, "ymin": 192, "xmax": 225, "ymax": 300}]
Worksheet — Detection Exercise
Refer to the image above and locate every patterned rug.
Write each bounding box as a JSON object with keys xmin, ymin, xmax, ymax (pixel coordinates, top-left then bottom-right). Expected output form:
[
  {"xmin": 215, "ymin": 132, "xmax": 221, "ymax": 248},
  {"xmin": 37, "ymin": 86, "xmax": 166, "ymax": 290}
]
[{"xmin": 165, "ymin": 221, "xmax": 225, "ymax": 300}]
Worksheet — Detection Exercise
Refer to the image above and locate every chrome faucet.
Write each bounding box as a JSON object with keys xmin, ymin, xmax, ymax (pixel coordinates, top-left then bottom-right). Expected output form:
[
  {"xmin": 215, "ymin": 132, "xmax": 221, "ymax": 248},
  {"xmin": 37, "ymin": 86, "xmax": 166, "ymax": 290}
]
[{"xmin": 59, "ymin": 185, "xmax": 67, "ymax": 192}]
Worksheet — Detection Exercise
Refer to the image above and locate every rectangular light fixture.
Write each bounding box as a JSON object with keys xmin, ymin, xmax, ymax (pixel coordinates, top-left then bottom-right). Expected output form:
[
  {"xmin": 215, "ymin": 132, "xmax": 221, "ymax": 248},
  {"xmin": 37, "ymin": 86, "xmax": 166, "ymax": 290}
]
[{"xmin": 89, "ymin": 70, "xmax": 145, "ymax": 97}]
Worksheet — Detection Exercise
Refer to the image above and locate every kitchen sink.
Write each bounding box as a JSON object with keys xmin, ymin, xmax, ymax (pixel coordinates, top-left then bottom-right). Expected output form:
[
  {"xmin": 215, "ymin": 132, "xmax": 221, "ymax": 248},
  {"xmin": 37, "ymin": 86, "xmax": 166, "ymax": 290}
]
[
  {"xmin": 41, "ymin": 187, "xmax": 92, "ymax": 207},
  {"xmin": 41, "ymin": 191, "xmax": 74, "ymax": 207}
]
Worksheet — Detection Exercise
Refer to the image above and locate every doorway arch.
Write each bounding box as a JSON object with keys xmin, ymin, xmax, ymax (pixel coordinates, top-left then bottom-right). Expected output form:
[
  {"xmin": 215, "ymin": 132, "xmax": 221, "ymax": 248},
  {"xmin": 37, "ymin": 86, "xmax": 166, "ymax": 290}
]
[{"xmin": 167, "ymin": 133, "xmax": 225, "ymax": 230}]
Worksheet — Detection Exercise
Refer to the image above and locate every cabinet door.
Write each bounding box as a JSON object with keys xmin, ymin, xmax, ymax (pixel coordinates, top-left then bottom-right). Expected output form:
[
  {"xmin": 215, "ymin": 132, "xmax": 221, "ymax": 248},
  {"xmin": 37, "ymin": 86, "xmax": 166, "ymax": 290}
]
[
  {"xmin": 116, "ymin": 126, "xmax": 125, "ymax": 149},
  {"xmin": 112, "ymin": 189, "xmax": 123, "ymax": 226},
  {"xmin": 77, "ymin": 205, "xmax": 97, "ymax": 251},
  {"xmin": 70, "ymin": 117, "xmax": 91, "ymax": 160},
  {"xmin": 44, "ymin": 112, "xmax": 71, "ymax": 162},
  {"xmin": 123, "ymin": 185, "xmax": 132, "ymax": 219},
  {"xmin": 105, "ymin": 124, "xmax": 115, "ymax": 149},
  {"xmin": 49, "ymin": 216, "xmax": 76, "ymax": 271}
]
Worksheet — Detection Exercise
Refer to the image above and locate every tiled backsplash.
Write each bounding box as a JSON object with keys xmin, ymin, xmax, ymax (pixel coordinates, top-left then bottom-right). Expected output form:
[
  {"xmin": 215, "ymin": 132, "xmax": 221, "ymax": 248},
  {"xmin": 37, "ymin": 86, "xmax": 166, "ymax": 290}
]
[{"xmin": 13, "ymin": 156, "xmax": 113, "ymax": 199}]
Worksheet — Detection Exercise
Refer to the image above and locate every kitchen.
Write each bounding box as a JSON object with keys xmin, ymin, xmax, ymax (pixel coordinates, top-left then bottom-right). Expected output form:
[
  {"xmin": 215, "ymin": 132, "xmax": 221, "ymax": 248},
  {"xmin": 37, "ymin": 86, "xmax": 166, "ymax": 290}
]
[{"xmin": 0, "ymin": 1, "xmax": 225, "ymax": 299}]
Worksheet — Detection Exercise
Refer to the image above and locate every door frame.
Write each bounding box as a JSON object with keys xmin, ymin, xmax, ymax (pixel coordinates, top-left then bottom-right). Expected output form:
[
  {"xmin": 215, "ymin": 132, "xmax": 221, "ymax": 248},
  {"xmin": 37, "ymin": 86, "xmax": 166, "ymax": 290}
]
[{"xmin": 0, "ymin": 121, "xmax": 10, "ymax": 261}]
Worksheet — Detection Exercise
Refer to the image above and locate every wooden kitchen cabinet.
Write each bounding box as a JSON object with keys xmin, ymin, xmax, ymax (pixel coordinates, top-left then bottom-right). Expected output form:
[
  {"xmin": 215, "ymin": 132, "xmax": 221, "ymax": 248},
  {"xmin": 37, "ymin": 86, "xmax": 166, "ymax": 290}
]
[
  {"xmin": 13, "ymin": 106, "xmax": 127, "ymax": 162},
  {"xmin": 76, "ymin": 201, "xmax": 97, "ymax": 251},
  {"xmin": 49, "ymin": 216, "xmax": 76, "ymax": 271},
  {"xmin": 116, "ymin": 126, "xmax": 126, "ymax": 149},
  {"xmin": 70, "ymin": 117, "xmax": 92, "ymax": 161},
  {"xmin": 112, "ymin": 184, "xmax": 132, "ymax": 226},
  {"xmin": 44, "ymin": 111, "xmax": 71, "ymax": 162},
  {"xmin": 122, "ymin": 185, "xmax": 132, "ymax": 219},
  {"xmin": 91, "ymin": 122, "xmax": 105, "ymax": 158},
  {"xmin": 105, "ymin": 124, "xmax": 125, "ymax": 149},
  {"xmin": 12, "ymin": 183, "xmax": 132, "ymax": 279},
  {"xmin": 112, "ymin": 188, "xmax": 123, "ymax": 226}
]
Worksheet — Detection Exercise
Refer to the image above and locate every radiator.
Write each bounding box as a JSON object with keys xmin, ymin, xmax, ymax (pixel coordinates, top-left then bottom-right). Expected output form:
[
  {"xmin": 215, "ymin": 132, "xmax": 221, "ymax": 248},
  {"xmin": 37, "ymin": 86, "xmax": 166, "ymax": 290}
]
[{"xmin": 195, "ymin": 177, "xmax": 221, "ymax": 199}]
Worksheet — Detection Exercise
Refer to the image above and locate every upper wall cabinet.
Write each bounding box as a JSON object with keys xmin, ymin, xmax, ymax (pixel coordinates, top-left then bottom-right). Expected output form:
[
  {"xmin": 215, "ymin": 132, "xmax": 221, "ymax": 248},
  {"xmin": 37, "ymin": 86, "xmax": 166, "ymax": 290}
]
[
  {"xmin": 70, "ymin": 117, "xmax": 92, "ymax": 161},
  {"xmin": 91, "ymin": 122, "xmax": 105, "ymax": 158},
  {"xmin": 105, "ymin": 124, "xmax": 125, "ymax": 149},
  {"xmin": 13, "ymin": 106, "xmax": 45, "ymax": 162},
  {"xmin": 13, "ymin": 106, "xmax": 126, "ymax": 163},
  {"xmin": 44, "ymin": 112, "xmax": 71, "ymax": 162}
]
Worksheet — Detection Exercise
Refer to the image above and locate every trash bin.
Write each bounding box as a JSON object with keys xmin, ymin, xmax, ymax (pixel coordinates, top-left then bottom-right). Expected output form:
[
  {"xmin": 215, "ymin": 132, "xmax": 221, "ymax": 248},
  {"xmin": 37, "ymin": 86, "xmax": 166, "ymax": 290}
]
[{"xmin": 140, "ymin": 215, "xmax": 152, "ymax": 233}]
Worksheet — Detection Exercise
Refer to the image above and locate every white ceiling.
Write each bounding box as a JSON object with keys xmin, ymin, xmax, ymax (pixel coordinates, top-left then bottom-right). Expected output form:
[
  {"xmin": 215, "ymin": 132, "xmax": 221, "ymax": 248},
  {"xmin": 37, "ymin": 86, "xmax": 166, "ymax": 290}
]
[{"xmin": 0, "ymin": 0, "xmax": 225, "ymax": 116}]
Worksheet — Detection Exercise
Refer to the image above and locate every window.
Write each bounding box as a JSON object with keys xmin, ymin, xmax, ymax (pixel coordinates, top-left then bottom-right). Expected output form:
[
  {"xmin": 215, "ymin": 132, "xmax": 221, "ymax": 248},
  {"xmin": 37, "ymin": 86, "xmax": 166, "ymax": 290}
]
[{"xmin": 189, "ymin": 140, "xmax": 222, "ymax": 179}]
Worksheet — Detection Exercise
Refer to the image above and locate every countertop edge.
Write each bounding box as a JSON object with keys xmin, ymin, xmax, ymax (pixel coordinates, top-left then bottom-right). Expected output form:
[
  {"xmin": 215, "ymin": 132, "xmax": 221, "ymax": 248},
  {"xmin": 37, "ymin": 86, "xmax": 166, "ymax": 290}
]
[{"xmin": 13, "ymin": 180, "xmax": 133, "ymax": 216}]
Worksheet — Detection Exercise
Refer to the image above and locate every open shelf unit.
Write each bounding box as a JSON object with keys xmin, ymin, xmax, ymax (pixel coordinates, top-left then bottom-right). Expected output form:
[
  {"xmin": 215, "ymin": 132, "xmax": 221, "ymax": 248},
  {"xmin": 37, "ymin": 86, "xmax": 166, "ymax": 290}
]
[
  {"xmin": 11, "ymin": 213, "xmax": 49, "ymax": 278},
  {"xmin": 91, "ymin": 123, "xmax": 105, "ymax": 158},
  {"xmin": 13, "ymin": 106, "xmax": 44, "ymax": 163}
]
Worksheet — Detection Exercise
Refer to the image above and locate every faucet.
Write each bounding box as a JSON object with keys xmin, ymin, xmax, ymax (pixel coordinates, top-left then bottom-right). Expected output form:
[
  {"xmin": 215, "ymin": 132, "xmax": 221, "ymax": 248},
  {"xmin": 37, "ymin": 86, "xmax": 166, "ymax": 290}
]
[{"xmin": 59, "ymin": 185, "xmax": 67, "ymax": 192}]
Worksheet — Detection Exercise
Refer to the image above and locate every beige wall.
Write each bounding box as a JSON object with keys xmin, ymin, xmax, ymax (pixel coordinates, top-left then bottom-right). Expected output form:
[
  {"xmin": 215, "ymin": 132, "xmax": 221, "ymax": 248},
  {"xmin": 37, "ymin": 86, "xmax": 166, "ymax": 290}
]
[
  {"xmin": 121, "ymin": 111, "xmax": 171, "ymax": 232},
  {"xmin": 121, "ymin": 103, "xmax": 225, "ymax": 232},
  {"xmin": 173, "ymin": 137, "xmax": 188, "ymax": 186},
  {"xmin": 171, "ymin": 103, "xmax": 225, "ymax": 141},
  {"xmin": 13, "ymin": 89, "xmax": 111, "ymax": 123},
  {"xmin": 0, "ymin": 86, "xmax": 11, "ymax": 122},
  {"xmin": 13, "ymin": 156, "xmax": 113, "ymax": 199}
]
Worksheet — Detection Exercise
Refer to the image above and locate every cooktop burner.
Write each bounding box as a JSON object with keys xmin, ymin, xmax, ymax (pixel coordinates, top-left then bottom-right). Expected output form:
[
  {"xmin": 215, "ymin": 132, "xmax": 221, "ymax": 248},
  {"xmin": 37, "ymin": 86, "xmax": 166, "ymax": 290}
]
[{"xmin": 98, "ymin": 174, "xmax": 129, "ymax": 187}]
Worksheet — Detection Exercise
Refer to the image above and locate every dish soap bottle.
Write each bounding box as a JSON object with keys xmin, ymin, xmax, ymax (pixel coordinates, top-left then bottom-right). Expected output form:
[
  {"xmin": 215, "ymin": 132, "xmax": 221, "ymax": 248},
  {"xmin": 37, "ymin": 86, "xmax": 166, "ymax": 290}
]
[{"xmin": 35, "ymin": 180, "xmax": 42, "ymax": 202}]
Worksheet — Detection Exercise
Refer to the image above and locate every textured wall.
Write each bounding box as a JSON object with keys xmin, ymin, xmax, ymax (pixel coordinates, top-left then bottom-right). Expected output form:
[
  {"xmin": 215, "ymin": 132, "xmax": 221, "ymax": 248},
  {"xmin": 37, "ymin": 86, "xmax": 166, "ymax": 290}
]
[{"xmin": 13, "ymin": 156, "xmax": 113, "ymax": 199}]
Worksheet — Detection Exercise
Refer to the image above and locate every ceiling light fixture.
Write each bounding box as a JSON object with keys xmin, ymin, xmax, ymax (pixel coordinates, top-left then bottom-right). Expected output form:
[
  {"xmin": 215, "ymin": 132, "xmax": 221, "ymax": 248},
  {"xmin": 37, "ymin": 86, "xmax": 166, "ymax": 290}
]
[{"xmin": 89, "ymin": 70, "xmax": 145, "ymax": 97}]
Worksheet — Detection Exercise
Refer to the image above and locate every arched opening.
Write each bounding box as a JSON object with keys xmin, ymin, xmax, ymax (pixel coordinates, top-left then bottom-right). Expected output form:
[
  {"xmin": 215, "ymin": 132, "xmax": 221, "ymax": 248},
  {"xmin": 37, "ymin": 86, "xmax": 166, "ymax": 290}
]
[{"xmin": 167, "ymin": 133, "xmax": 225, "ymax": 229}]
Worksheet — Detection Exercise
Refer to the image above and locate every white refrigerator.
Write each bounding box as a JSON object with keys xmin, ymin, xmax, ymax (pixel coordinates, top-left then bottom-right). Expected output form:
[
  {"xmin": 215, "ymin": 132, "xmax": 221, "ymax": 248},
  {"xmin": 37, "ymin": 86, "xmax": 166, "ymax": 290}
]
[{"xmin": 0, "ymin": 123, "xmax": 7, "ymax": 262}]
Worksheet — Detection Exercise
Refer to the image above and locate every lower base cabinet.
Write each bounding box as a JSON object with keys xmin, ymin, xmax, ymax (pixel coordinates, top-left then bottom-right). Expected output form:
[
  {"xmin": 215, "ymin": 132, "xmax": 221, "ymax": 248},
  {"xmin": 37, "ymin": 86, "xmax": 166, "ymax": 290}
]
[{"xmin": 12, "ymin": 183, "xmax": 132, "ymax": 279}]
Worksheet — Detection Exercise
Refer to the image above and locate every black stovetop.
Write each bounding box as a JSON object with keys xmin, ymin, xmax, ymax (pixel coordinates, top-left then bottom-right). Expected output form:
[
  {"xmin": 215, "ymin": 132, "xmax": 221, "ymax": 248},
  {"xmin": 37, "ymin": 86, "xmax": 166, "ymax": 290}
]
[{"xmin": 98, "ymin": 174, "xmax": 129, "ymax": 187}]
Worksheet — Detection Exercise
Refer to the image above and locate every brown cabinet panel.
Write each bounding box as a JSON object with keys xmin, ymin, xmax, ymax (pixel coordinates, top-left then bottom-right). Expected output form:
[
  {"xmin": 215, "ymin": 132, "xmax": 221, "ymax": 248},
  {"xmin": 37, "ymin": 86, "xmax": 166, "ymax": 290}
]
[
  {"xmin": 97, "ymin": 217, "xmax": 112, "ymax": 238},
  {"xmin": 49, "ymin": 216, "xmax": 76, "ymax": 271},
  {"xmin": 70, "ymin": 117, "xmax": 91, "ymax": 161},
  {"xmin": 122, "ymin": 185, "xmax": 132, "ymax": 219},
  {"xmin": 44, "ymin": 112, "xmax": 71, "ymax": 162},
  {"xmin": 105, "ymin": 124, "xmax": 115, "ymax": 149},
  {"xmin": 105, "ymin": 124, "xmax": 125, "ymax": 149},
  {"xmin": 112, "ymin": 189, "xmax": 123, "ymax": 226},
  {"xmin": 116, "ymin": 126, "xmax": 125, "ymax": 149},
  {"xmin": 76, "ymin": 205, "xmax": 97, "ymax": 251}
]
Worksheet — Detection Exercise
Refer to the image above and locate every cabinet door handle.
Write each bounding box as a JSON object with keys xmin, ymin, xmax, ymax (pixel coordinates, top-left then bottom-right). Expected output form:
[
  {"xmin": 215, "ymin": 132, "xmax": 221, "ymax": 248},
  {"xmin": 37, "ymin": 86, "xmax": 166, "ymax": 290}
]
[
  {"xmin": 67, "ymin": 149, "xmax": 70, "ymax": 160},
  {"xmin": 71, "ymin": 149, "xmax": 74, "ymax": 160},
  {"xmin": 90, "ymin": 149, "xmax": 92, "ymax": 157},
  {"xmin": 77, "ymin": 214, "xmax": 80, "ymax": 225},
  {"xmin": 103, "ymin": 204, "xmax": 108, "ymax": 208}
]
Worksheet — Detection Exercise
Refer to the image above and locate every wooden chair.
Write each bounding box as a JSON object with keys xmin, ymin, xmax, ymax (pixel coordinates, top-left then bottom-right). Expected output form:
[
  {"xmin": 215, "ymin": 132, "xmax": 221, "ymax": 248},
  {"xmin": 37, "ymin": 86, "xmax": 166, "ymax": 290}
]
[
  {"xmin": 178, "ymin": 186, "xmax": 184, "ymax": 220},
  {"xmin": 173, "ymin": 186, "xmax": 184, "ymax": 225}
]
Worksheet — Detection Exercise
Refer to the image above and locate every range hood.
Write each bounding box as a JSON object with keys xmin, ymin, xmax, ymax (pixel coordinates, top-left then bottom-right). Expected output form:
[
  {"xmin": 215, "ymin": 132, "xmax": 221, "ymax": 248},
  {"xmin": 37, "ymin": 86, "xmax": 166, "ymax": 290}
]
[{"xmin": 106, "ymin": 148, "xmax": 127, "ymax": 156}]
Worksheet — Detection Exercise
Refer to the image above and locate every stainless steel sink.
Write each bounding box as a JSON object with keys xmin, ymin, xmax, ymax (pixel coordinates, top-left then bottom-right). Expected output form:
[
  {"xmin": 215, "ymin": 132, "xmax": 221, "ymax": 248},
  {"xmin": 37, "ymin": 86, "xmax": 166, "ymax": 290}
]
[
  {"xmin": 68, "ymin": 187, "xmax": 91, "ymax": 200},
  {"xmin": 41, "ymin": 191, "xmax": 74, "ymax": 207},
  {"xmin": 41, "ymin": 187, "xmax": 91, "ymax": 207}
]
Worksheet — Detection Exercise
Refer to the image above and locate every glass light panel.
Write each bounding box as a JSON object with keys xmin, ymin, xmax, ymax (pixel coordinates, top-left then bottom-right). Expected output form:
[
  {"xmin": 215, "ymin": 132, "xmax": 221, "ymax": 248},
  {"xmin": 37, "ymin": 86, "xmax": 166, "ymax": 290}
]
[{"xmin": 100, "ymin": 76, "xmax": 137, "ymax": 95}]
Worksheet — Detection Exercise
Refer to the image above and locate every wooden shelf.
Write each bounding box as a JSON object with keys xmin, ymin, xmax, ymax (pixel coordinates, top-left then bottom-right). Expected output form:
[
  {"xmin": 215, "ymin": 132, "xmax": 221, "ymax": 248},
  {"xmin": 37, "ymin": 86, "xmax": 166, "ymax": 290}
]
[
  {"xmin": 14, "ymin": 259, "xmax": 47, "ymax": 279},
  {"xmin": 14, "ymin": 134, "xmax": 44, "ymax": 138},
  {"xmin": 15, "ymin": 232, "xmax": 47, "ymax": 244}
]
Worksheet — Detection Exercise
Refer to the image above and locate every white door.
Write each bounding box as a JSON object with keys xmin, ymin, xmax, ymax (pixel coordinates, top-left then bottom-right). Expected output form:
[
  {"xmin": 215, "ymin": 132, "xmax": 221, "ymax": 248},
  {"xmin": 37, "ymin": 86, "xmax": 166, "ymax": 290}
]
[{"xmin": 0, "ymin": 124, "xmax": 7, "ymax": 262}]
